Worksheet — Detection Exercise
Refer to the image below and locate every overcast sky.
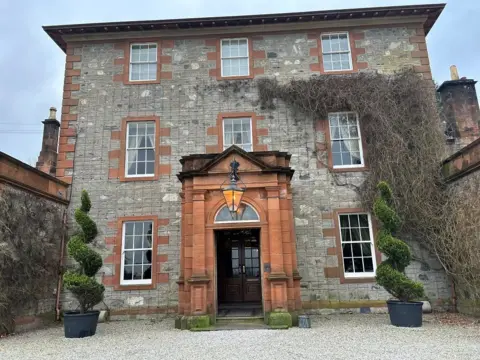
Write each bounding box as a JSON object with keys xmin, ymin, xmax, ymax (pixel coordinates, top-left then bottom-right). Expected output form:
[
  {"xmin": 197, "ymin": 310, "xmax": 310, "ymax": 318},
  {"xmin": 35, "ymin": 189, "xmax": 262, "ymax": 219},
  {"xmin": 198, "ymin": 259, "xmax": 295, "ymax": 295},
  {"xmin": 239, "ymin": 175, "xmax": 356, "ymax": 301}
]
[{"xmin": 0, "ymin": 0, "xmax": 477, "ymax": 163}]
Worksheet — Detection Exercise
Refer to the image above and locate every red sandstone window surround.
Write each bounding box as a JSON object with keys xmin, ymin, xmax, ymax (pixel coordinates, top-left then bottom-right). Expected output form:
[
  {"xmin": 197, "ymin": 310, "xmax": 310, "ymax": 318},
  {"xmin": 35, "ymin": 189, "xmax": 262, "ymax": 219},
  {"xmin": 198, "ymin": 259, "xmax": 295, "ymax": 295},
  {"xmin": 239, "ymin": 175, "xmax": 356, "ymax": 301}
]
[
  {"xmin": 311, "ymin": 30, "xmax": 365, "ymax": 75},
  {"xmin": 206, "ymin": 112, "xmax": 268, "ymax": 153},
  {"xmin": 106, "ymin": 215, "xmax": 159, "ymax": 291},
  {"xmin": 115, "ymin": 40, "xmax": 172, "ymax": 85},
  {"xmin": 317, "ymin": 112, "xmax": 368, "ymax": 172},
  {"xmin": 119, "ymin": 116, "xmax": 160, "ymax": 182},
  {"xmin": 331, "ymin": 208, "xmax": 382, "ymax": 284}
]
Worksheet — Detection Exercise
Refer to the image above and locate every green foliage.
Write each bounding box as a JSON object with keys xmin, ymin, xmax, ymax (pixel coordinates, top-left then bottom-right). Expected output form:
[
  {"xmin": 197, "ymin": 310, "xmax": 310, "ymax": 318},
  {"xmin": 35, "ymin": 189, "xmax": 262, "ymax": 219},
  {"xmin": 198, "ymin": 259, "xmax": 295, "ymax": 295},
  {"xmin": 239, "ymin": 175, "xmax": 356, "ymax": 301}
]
[
  {"xmin": 64, "ymin": 271, "xmax": 105, "ymax": 313},
  {"xmin": 376, "ymin": 263, "xmax": 425, "ymax": 301},
  {"xmin": 74, "ymin": 208, "xmax": 97, "ymax": 243},
  {"xmin": 374, "ymin": 181, "xmax": 425, "ymax": 302},
  {"xmin": 67, "ymin": 236, "xmax": 102, "ymax": 277},
  {"xmin": 80, "ymin": 190, "xmax": 91, "ymax": 213},
  {"xmin": 64, "ymin": 190, "xmax": 104, "ymax": 313}
]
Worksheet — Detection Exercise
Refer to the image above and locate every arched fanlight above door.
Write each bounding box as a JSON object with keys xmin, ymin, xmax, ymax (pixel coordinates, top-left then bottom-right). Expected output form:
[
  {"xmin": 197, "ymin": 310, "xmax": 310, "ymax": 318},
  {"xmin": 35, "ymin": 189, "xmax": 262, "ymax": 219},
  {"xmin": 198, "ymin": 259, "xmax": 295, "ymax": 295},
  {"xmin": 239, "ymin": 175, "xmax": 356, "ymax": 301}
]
[{"xmin": 214, "ymin": 203, "xmax": 260, "ymax": 223}]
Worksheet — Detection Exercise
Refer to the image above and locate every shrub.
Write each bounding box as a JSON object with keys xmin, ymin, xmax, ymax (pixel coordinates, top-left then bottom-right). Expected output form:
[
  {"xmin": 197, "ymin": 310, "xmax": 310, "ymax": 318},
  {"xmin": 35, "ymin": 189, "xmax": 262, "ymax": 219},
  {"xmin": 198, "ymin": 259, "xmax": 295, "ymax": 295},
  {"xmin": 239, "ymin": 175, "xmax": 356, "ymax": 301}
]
[
  {"xmin": 374, "ymin": 181, "xmax": 424, "ymax": 302},
  {"xmin": 64, "ymin": 190, "xmax": 104, "ymax": 313}
]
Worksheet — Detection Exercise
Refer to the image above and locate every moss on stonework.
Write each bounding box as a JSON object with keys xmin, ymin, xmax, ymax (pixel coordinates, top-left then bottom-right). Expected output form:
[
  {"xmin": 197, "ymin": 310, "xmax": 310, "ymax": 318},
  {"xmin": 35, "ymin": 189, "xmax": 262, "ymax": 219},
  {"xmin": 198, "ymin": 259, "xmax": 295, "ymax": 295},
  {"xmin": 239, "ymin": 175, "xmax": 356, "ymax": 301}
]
[
  {"xmin": 267, "ymin": 311, "xmax": 292, "ymax": 328},
  {"xmin": 187, "ymin": 315, "xmax": 210, "ymax": 330}
]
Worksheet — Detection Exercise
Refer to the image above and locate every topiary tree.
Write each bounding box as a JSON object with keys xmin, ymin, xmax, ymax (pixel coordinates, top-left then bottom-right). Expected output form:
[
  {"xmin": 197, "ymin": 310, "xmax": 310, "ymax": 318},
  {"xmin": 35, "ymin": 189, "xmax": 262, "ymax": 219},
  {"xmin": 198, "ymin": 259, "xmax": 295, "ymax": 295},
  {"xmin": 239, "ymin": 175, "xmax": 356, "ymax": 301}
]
[
  {"xmin": 63, "ymin": 190, "xmax": 104, "ymax": 313},
  {"xmin": 374, "ymin": 181, "xmax": 425, "ymax": 302}
]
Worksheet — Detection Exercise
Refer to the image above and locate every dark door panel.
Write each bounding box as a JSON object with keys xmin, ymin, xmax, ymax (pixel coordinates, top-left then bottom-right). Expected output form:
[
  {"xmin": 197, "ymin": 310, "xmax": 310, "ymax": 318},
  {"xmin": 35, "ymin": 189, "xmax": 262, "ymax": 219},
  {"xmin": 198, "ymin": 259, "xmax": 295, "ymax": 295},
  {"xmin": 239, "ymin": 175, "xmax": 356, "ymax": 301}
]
[{"xmin": 216, "ymin": 229, "xmax": 262, "ymax": 304}]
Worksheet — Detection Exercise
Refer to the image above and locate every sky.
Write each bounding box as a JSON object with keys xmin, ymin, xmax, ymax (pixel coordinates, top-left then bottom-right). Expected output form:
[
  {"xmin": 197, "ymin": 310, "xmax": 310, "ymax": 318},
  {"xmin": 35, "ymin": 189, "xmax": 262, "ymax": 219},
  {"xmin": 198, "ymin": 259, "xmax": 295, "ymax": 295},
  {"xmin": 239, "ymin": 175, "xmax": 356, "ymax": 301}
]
[{"xmin": 0, "ymin": 0, "xmax": 478, "ymax": 164}]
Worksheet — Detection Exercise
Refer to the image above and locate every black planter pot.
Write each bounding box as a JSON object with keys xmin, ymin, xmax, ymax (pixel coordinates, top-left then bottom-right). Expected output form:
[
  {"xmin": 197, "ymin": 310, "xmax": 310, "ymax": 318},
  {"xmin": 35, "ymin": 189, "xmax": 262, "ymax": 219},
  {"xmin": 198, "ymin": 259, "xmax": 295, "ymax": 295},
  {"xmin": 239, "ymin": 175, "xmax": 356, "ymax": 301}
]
[
  {"xmin": 387, "ymin": 300, "xmax": 423, "ymax": 327},
  {"xmin": 63, "ymin": 310, "xmax": 100, "ymax": 338}
]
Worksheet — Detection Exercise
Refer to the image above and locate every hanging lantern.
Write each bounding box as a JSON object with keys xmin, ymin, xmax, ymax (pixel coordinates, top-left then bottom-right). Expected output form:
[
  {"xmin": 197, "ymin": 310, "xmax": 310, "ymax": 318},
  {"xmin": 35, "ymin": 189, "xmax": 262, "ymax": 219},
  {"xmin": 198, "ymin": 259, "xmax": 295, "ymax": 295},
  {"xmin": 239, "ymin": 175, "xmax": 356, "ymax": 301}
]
[{"xmin": 221, "ymin": 158, "xmax": 246, "ymax": 215}]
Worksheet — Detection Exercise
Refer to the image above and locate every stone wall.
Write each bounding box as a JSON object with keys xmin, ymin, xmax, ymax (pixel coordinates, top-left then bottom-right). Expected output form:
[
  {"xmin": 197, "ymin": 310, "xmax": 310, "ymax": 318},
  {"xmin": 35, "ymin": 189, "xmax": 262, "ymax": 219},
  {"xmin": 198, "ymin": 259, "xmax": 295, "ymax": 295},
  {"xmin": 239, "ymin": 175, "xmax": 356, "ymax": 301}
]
[{"xmin": 60, "ymin": 25, "xmax": 450, "ymax": 314}]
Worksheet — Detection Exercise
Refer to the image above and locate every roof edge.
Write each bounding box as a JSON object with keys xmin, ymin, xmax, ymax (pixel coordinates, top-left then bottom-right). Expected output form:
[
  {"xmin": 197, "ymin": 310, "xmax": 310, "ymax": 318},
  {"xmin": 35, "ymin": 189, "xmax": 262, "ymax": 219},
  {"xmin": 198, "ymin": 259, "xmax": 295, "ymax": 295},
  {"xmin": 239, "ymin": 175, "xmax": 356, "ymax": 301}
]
[{"xmin": 44, "ymin": 3, "xmax": 446, "ymax": 52}]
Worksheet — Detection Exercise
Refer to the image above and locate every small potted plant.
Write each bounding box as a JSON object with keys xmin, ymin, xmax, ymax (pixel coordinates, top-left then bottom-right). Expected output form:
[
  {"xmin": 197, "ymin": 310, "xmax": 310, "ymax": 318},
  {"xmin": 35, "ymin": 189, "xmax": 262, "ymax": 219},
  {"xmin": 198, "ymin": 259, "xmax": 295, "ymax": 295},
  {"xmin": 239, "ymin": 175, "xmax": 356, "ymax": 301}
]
[
  {"xmin": 373, "ymin": 181, "xmax": 425, "ymax": 327},
  {"xmin": 63, "ymin": 190, "xmax": 105, "ymax": 338}
]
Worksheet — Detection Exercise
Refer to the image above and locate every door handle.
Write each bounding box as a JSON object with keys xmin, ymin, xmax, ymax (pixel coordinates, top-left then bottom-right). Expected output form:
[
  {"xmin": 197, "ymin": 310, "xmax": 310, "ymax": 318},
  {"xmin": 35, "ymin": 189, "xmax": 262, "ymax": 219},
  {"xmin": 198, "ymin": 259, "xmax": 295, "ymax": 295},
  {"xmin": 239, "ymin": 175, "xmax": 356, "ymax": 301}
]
[{"xmin": 241, "ymin": 265, "xmax": 246, "ymax": 274}]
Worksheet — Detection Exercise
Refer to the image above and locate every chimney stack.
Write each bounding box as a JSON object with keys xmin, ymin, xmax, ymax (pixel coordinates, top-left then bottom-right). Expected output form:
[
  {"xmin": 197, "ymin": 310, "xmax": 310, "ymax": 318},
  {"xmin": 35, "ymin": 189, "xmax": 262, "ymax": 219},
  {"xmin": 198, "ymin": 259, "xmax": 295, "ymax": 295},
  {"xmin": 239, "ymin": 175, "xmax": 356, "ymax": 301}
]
[
  {"xmin": 36, "ymin": 107, "xmax": 60, "ymax": 177},
  {"xmin": 438, "ymin": 66, "xmax": 480, "ymax": 150}
]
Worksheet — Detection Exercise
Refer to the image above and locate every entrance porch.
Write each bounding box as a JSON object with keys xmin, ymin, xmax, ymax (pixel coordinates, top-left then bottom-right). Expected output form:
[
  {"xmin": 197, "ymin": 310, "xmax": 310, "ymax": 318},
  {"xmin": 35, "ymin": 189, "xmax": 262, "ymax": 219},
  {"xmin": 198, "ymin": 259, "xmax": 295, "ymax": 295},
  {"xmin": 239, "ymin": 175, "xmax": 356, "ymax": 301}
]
[{"xmin": 175, "ymin": 146, "xmax": 302, "ymax": 329}]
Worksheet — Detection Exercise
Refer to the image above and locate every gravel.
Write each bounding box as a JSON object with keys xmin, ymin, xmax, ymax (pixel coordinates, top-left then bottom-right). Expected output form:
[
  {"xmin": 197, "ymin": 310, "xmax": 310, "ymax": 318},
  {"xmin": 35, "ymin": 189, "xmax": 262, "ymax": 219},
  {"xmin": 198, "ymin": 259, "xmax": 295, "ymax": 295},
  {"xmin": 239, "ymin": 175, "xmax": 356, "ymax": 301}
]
[{"xmin": 1, "ymin": 314, "xmax": 479, "ymax": 360}]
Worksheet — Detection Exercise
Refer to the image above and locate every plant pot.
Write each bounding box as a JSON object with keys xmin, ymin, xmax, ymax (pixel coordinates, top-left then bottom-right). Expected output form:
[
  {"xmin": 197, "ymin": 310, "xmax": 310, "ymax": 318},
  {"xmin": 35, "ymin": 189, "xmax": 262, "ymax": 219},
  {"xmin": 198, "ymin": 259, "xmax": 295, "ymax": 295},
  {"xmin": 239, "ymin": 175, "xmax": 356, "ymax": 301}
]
[
  {"xmin": 63, "ymin": 310, "xmax": 100, "ymax": 338},
  {"xmin": 387, "ymin": 300, "xmax": 423, "ymax": 327}
]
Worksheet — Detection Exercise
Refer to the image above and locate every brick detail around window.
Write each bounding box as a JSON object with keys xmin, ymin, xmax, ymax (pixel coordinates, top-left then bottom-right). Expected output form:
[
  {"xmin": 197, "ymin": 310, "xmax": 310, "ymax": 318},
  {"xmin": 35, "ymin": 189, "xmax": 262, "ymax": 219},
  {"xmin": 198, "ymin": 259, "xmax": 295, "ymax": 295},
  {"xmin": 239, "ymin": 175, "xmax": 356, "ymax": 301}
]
[
  {"xmin": 206, "ymin": 112, "xmax": 268, "ymax": 153},
  {"xmin": 322, "ymin": 208, "xmax": 382, "ymax": 284},
  {"xmin": 56, "ymin": 43, "xmax": 82, "ymax": 184},
  {"xmin": 314, "ymin": 118, "xmax": 368, "ymax": 172},
  {"xmin": 309, "ymin": 30, "xmax": 367, "ymax": 75},
  {"xmin": 206, "ymin": 37, "xmax": 265, "ymax": 80},
  {"xmin": 108, "ymin": 116, "xmax": 172, "ymax": 181},
  {"xmin": 101, "ymin": 216, "xmax": 170, "ymax": 290},
  {"xmin": 112, "ymin": 39, "xmax": 172, "ymax": 85}
]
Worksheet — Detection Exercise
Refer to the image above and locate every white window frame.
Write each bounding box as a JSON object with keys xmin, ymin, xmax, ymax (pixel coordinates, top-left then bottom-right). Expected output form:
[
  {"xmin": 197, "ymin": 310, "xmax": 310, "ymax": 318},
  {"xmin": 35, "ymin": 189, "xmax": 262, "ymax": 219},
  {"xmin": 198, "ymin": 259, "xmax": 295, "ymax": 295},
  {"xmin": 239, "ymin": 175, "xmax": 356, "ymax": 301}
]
[
  {"xmin": 125, "ymin": 121, "xmax": 156, "ymax": 178},
  {"xmin": 220, "ymin": 38, "xmax": 250, "ymax": 77},
  {"xmin": 338, "ymin": 213, "xmax": 377, "ymax": 279},
  {"xmin": 120, "ymin": 221, "xmax": 154, "ymax": 286},
  {"xmin": 214, "ymin": 203, "xmax": 261, "ymax": 224},
  {"xmin": 223, "ymin": 117, "xmax": 253, "ymax": 152},
  {"xmin": 320, "ymin": 32, "xmax": 353, "ymax": 72},
  {"xmin": 129, "ymin": 43, "xmax": 158, "ymax": 82},
  {"xmin": 328, "ymin": 112, "xmax": 364, "ymax": 169}
]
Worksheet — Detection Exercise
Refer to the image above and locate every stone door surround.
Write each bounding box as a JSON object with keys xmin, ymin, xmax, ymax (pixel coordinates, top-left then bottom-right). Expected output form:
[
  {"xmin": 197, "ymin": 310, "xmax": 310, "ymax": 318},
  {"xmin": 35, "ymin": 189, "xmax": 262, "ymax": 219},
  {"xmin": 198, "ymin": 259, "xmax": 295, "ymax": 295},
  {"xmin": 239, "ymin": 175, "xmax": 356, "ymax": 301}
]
[{"xmin": 176, "ymin": 145, "xmax": 302, "ymax": 323}]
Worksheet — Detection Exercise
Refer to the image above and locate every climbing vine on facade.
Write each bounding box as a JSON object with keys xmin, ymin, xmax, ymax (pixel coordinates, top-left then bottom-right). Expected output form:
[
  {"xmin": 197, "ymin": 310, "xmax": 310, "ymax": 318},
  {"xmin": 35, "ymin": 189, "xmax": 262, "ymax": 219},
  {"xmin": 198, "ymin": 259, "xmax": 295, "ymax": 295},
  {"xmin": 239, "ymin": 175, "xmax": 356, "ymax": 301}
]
[{"xmin": 256, "ymin": 70, "xmax": 480, "ymax": 308}]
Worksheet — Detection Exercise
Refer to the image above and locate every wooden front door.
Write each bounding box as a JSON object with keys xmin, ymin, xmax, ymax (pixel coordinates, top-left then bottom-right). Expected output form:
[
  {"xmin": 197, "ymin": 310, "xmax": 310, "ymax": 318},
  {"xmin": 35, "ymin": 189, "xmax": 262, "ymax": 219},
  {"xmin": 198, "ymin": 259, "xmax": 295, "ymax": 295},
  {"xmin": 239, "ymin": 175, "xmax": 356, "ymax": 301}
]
[{"xmin": 216, "ymin": 229, "xmax": 262, "ymax": 304}]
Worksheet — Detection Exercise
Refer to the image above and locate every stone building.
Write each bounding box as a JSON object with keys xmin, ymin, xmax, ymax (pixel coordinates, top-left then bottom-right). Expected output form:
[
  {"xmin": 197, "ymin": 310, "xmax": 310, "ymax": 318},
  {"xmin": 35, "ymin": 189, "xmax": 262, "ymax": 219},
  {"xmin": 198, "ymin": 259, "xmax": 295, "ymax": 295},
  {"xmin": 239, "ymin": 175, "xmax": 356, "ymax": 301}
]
[{"xmin": 42, "ymin": 4, "xmax": 452, "ymax": 326}]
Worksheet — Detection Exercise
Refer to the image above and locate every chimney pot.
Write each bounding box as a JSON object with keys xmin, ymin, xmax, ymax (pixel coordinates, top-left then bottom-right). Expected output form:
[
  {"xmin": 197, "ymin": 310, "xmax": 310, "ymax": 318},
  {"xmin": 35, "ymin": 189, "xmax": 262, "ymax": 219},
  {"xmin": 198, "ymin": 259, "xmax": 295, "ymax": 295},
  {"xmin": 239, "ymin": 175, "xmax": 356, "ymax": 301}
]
[
  {"xmin": 49, "ymin": 107, "xmax": 57, "ymax": 120},
  {"xmin": 450, "ymin": 65, "xmax": 460, "ymax": 81}
]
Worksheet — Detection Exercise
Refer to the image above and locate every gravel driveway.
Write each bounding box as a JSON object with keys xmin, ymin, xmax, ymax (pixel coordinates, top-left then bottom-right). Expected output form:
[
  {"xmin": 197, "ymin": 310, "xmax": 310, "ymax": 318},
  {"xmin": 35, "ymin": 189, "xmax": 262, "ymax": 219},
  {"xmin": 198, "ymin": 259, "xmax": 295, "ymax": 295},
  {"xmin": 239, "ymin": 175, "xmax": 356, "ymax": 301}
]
[{"xmin": 1, "ymin": 314, "xmax": 479, "ymax": 360}]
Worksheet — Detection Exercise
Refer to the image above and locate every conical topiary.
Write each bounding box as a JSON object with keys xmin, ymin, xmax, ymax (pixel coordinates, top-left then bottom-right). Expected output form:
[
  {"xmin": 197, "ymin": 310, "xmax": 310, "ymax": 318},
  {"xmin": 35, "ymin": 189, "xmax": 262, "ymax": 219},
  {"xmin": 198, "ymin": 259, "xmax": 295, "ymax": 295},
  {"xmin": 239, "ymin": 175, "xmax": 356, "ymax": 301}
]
[
  {"xmin": 374, "ymin": 181, "xmax": 424, "ymax": 302},
  {"xmin": 63, "ymin": 190, "xmax": 105, "ymax": 313}
]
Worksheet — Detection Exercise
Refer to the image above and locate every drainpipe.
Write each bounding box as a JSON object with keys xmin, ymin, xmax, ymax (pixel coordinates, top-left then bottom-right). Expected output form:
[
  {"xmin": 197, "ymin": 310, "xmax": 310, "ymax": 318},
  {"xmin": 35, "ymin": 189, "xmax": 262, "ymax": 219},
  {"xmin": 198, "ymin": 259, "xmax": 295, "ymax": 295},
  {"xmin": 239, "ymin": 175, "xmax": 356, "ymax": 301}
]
[{"xmin": 55, "ymin": 209, "xmax": 68, "ymax": 321}]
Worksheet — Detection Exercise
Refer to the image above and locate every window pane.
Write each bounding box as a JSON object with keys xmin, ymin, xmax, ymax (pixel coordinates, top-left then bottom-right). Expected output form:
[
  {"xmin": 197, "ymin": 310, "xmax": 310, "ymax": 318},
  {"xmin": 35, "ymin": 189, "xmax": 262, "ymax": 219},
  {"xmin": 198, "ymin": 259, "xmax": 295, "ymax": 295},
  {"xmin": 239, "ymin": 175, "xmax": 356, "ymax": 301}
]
[
  {"xmin": 321, "ymin": 36, "xmax": 332, "ymax": 52},
  {"xmin": 342, "ymin": 244, "xmax": 352, "ymax": 257},
  {"xmin": 146, "ymin": 149, "xmax": 155, "ymax": 161},
  {"xmin": 128, "ymin": 124, "xmax": 137, "ymax": 135},
  {"xmin": 124, "ymin": 266, "xmax": 133, "ymax": 280},
  {"xmin": 125, "ymin": 223, "xmax": 134, "ymax": 235},
  {"xmin": 349, "ymin": 215, "xmax": 359, "ymax": 227},
  {"xmin": 224, "ymin": 132, "xmax": 233, "ymax": 145},
  {"xmin": 359, "ymin": 215, "xmax": 369, "ymax": 227},
  {"xmin": 124, "ymin": 251, "xmax": 133, "ymax": 265},
  {"xmin": 340, "ymin": 215, "xmax": 349, "ymax": 228},
  {"xmin": 361, "ymin": 243, "xmax": 372, "ymax": 257},
  {"xmin": 134, "ymin": 223, "xmax": 143, "ymax": 235},
  {"xmin": 148, "ymin": 46, "xmax": 157, "ymax": 61},
  {"xmin": 128, "ymin": 136, "xmax": 136, "ymax": 148},
  {"xmin": 349, "ymin": 126, "xmax": 359, "ymax": 138},
  {"xmin": 143, "ymin": 235, "xmax": 152, "ymax": 248},
  {"xmin": 233, "ymin": 121, "xmax": 242, "ymax": 132},
  {"xmin": 146, "ymin": 162, "xmax": 154, "ymax": 175},
  {"xmin": 341, "ymin": 228, "xmax": 351, "ymax": 242},
  {"xmin": 143, "ymin": 264, "xmax": 152, "ymax": 279},
  {"xmin": 352, "ymin": 152, "xmax": 362, "ymax": 165},
  {"xmin": 242, "ymin": 144, "xmax": 252, "ymax": 152},
  {"xmin": 351, "ymin": 228, "xmax": 361, "ymax": 241},
  {"xmin": 124, "ymin": 236, "xmax": 133, "ymax": 249},
  {"xmin": 137, "ymin": 162, "xmax": 146, "ymax": 174},
  {"xmin": 344, "ymin": 258, "xmax": 354, "ymax": 273},
  {"xmin": 341, "ymin": 152, "xmax": 352, "ymax": 165},
  {"xmin": 352, "ymin": 243, "xmax": 362, "ymax": 257},
  {"xmin": 133, "ymin": 266, "xmax": 143, "ymax": 280},
  {"xmin": 127, "ymin": 162, "xmax": 136, "ymax": 175},
  {"xmin": 353, "ymin": 258, "xmax": 364, "ymax": 272},
  {"xmin": 339, "ymin": 34, "xmax": 349, "ymax": 51},
  {"xmin": 138, "ymin": 149, "xmax": 146, "ymax": 161},
  {"xmin": 134, "ymin": 236, "xmax": 143, "ymax": 249},
  {"xmin": 222, "ymin": 41, "xmax": 231, "ymax": 57},
  {"xmin": 360, "ymin": 228, "xmax": 371, "ymax": 241},
  {"xmin": 364, "ymin": 258, "xmax": 374, "ymax": 272},
  {"xmin": 133, "ymin": 250, "xmax": 143, "ymax": 264}
]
